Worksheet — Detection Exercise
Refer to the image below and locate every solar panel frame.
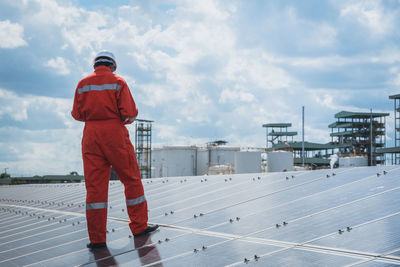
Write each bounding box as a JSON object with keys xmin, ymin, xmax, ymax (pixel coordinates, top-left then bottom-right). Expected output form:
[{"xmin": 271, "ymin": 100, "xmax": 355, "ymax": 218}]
[{"xmin": 1, "ymin": 166, "xmax": 400, "ymax": 266}]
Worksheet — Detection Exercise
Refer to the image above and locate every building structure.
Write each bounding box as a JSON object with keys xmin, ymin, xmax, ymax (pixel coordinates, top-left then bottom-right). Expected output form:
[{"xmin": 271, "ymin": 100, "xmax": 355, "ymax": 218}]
[
  {"xmin": 262, "ymin": 123, "xmax": 297, "ymax": 148},
  {"xmin": 152, "ymin": 146, "xmax": 198, "ymax": 177},
  {"xmin": 271, "ymin": 141, "xmax": 351, "ymax": 167},
  {"xmin": 135, "ymin": 119, "xmax": 153, "ymax": 178},
  {"xmin": 376, "ymin": 94, "xmax": 400, "ymax": 164},
  {"xmin": 267, "ymin": 151, "xmax": 294, "ymax": 172},
  {"xmin": 234, "ymin": 151, "xmax": 262, "ymax": 174},
  {"xmin": 0, "ymin": 173, "xmax": 84, "ymax": 185},
  {"xmin": 329, "ymin": 111, "xmax": 389, "ymax": 166},
  {"xmin": 151, "ymin": 145, "xmax": 262, "ymax": 178}
]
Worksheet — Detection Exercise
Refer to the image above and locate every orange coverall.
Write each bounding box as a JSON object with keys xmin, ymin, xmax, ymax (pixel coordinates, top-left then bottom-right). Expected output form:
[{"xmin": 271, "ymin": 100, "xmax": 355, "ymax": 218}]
[{"xmin": 71, "ymin": 66, "xmax": 148, "ymax": 243}]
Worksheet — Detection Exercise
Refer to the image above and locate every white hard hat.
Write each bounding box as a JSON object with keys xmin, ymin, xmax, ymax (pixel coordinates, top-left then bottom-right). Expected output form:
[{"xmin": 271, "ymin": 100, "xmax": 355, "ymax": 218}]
[{"xmin": 93, "ymin": 51, "xmax": 117, "ymax": 72}]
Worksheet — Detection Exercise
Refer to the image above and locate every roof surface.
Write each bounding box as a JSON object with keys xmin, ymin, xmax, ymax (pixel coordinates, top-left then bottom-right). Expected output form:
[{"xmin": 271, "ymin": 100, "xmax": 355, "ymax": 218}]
[
  {"xmin": 389, "ymin": 94, "xmax": 400, "ymax": 99},
  {"xmin": 376, "ymin": 146, "xmax": 400, "ymax": 154},
  {"xmin": 272, "ymin": 141, "xmax": 351, "ymax": 150},
  {"xmin": 329, "ymin": 121, "xmax": 385, "ymax": 128},
  {"xmin": 328, "ymin": 122, "xmax": 355, "ymax": 128},
  {"xmin": 1, "ymin": 166, "xmax": 400, "ymax": 266},
  {"xmin": 268, "ymin": 131, "xmax": 298, "ymax": 136},
  {"xmin": 335, "ymin": 111, "xmax": 390, "ymax": 119},
  {"xmin": 262, "ymin": 123, "xmax": 292, "ymax": 127},
  {"xmin": 136, "ymin": 119, "xmax": 154, "ymax": 123}
]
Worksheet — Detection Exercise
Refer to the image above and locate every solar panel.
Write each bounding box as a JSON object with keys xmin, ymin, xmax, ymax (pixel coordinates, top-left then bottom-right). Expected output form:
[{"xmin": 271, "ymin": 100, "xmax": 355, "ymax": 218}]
[{"xmin": 1, "ymin": 166, "xmax": 400, "ymax": 266}]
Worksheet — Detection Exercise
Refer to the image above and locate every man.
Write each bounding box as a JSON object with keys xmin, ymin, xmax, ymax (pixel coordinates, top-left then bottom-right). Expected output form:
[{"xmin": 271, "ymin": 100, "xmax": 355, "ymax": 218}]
[{"xmin": 72, "ymin": 51, "xmax": 158, "ymax": 249}]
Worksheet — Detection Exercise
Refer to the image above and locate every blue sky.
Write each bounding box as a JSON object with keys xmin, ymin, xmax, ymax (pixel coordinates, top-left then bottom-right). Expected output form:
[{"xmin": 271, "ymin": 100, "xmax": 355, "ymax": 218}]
[{"xmin": 0, "ymin": 0, "xmax": 399, "ymax": 176}]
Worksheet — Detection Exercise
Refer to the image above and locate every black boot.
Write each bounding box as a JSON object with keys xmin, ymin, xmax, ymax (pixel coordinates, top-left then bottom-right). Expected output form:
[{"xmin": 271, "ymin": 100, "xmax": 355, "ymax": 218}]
[
  {"xmin": 134, "ymin": 224, "xmax": 159, "ymax": 237},
  {"xmin": 87, "ymin": 242, "xmax": 107, "ymax": 249}
]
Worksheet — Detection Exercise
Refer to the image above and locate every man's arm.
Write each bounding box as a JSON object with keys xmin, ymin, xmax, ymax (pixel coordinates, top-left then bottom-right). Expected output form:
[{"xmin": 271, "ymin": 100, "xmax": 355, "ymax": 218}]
[
  {"xmin": 71, "ymin": 86, "xmax": 84, "ymax": 121},
  {"xmin": 117, "ymin": 80, "xmax": 138, "ymax": 124}
]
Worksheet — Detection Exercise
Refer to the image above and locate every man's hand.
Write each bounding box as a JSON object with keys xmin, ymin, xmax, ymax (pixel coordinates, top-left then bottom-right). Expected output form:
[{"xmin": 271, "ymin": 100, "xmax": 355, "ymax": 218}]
[{"xmin": 122, "ymin": 117, "xmax": 136, "ymax": 124}]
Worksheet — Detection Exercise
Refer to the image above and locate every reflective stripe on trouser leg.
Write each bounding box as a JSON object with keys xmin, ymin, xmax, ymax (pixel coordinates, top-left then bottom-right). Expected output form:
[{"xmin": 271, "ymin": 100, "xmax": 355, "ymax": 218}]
[
  {"xmin": 126, "ymin": 196, "xmax": 146, "ymax": 206},
  {"xmin": 86, "ymin": 203, "xmax": 108, "ymax": 243},
  {"xmin": 126, "ymin": 196, "xmax": 148, "ymax": 235},
  {"xmin": 87, "ymin": 202, "xmax": 108, "ymax": 210}
]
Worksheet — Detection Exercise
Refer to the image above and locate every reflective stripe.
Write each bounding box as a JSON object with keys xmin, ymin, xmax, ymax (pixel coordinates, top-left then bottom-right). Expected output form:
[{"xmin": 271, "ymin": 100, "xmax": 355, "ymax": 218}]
[
  {"xmin": 78, "ymin": 84, "xmax": 120, "ymax": 94},
  {"xmin": 86, "ymin": 202, "xmax": 108, "ymax": 210},
  {"xmin": 95, "ymin": 58, "xmax": 114, "ymax": 65},
  {"xmin": 126, "ymin": 196, "xmax": 146, "ymax": 206}
]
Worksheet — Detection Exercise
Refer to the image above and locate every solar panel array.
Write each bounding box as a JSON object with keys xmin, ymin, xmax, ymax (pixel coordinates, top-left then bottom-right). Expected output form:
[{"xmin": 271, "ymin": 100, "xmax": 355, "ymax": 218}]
[{"xmin": 1, "ymin": 166, "xmax": 400, "ymax": 266}]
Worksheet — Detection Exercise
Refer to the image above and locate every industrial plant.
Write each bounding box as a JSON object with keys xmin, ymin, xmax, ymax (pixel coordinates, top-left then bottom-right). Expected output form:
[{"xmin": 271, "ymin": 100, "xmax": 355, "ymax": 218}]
[{"xmin": 135, "ymin": 93, "xmax": 400, "ymax": 178}]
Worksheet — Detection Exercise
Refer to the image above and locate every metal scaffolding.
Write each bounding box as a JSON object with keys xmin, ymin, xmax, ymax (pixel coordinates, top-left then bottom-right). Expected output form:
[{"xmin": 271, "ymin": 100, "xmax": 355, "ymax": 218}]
[
  {"xmin": 262, "ymin": 123, "xmax": 297, "ymax": 148},
  {"xmin": 135, "ymin": 119, "xmax": 153, "ymax": 179},
  {"xmin": 329, "ymin": 111, "xmax": 389, "ymax": 166},
  {"xmin": 389, "ymin": 94, "xmax": 400, "ymax": 164}
]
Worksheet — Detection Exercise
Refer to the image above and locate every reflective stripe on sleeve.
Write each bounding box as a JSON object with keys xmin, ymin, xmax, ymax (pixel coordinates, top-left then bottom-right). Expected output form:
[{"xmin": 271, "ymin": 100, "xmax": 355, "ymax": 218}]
[
  {"xmin": 86, "ymin": 202, "xmax": 108, "ymax": 210},
  {"xmin": 78, "ymin": 84, "xmax": 120, "ymax": 94},
  {"xmin": 126, "ymin": 196, "xmax": 146, "ymax": 206}
]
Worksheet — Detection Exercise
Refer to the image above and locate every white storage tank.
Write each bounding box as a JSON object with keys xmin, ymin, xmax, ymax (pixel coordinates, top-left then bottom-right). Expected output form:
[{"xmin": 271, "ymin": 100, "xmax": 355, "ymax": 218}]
[
  {"xmin": 209, "ymin": 146, "xmax": 239, "ymax": 165},
  {"xmin": 151, "ymin": 148, "xmax": 163, "ymax": 178},
  {"xmin": 235, "ymin": 151, "xmax": 262, "ymax": 174},
  {"xmin": 151, "ymin": 146, "xmax": 197, "ymax": 177},
  {"xmin": 339, "ymin": 156, "xmax": 368, "ymax": 168},
  {"xmin": 196, "ymin": 148, "xmax": 209, "ymax": 176},
  {"xmin": 267, "ymin": 151, "xmax": 294, "ymax": 172}
]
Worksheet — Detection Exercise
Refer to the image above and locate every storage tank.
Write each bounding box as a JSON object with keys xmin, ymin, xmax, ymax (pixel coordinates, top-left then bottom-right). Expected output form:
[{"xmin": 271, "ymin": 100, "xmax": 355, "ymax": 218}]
[
  {"xmin": 267, "ymin": 151, "xmax": 294, "ymax": 172},
  {"xmin": 151, "ymin": 146, "xmax": 197, "ymax": 177},
  {"xmin": 235, "ymin": 151, "xmax": 262, "ymax": 174},
  {"xmin": 339, "ymin": 156, "xmax": 368, "ymax": 168},
  {"xmin": 209, "ymin": 146, "xmax": 238, "ymax": 165},
  {"xmin": 196, "ymin": 148, "xmax": 209, "ymax": 176}
]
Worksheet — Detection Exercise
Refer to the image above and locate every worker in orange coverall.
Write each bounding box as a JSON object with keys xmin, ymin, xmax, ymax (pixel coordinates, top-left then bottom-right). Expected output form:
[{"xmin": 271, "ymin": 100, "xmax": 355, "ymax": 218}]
[{"xmin": 71, "ymin": 51, "xmax": 159, "ymax": 249}]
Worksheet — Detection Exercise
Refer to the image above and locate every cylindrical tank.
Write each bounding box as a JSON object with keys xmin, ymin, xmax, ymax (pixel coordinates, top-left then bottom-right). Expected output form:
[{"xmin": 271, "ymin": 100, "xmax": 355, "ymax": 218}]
[
  {"xmin": 267, "ymin": 151, "xmax": 294, "ymax": 172},
  {"xmin": 196, "ymin": 148, "xmax": 209, "ymax": 176},
  {"xmin": 209, "ymin": 146, "xmax": 238, "ymax": 165},
  {"xmin": 339, "ymin": 156, "xmax": 368, "ymax": 168},
  {"xmin": 151, "ymin": 146, "xmax": 197, "ymax": 177},
  {"xmin": 151, "ymin": 148, "xmax": 162, "ymax": 178},
  {"xmin": 235, "ymin": 151, "xmax": 261, "ymax": 174}
]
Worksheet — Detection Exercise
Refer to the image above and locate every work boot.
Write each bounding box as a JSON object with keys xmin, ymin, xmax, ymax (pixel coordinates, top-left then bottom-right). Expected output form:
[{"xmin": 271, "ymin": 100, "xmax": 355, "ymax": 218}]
[
  {"xmin": 87, "ymin": 242, "xmax": 107, "ymax": 249},
  {"xmin": 134, "ymin": 224, "xmax": 159, "ymax": 237}
]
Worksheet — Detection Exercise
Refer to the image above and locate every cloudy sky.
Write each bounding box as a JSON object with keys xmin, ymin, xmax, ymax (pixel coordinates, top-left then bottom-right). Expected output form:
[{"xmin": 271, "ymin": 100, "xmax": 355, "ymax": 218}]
[{"xmin": 1, "ymin": 0, "xmax": 399, "ymax": 176}]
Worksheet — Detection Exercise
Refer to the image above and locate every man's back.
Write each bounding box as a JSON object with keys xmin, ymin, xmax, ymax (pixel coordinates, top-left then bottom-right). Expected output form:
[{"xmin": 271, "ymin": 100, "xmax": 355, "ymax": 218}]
[{"xmin": 72, "ymin": 66, "xmax": 137, "ymax": 123}]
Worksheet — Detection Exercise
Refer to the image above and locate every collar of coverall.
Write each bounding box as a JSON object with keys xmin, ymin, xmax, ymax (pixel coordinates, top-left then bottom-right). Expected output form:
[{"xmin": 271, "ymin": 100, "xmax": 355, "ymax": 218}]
[{"xmin": 94, "ymin": 66, "xmax": 112, "ymax": 73}]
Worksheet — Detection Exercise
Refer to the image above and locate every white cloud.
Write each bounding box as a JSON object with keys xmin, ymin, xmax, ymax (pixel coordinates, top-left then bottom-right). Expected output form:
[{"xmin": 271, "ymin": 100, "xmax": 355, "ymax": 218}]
[
  {"xmin": 30, "ymin": 0, "xmax": 82, "ymax": 28},
  {"xmin": 304, "ymin": 24, "xmax": 337, "ymax": 48},
  {"xmin": 0, "ymin": 89, "xmax": 28, "ymax": 121},
  {"xmin": 0, "ymin": 88, "xmax": 83, "ymax": 176},
  {"xmin": 25, "ymin": 0, "xmax": 112, "ymax": 54},
  {"xmin": 220, "ymin": 50, "xmax": 296, "ymax": 90},
  {"xmin": 219, "ymin": 88, "xmax": 255, "ymax": 104},
  {"xmin": 0, "ymin": 127, "xmax": 83, "ymax": 177},
  {"xmin": 282, "ymin": 6, "xmax": 338, "ymax": 49},
  {"xmin": 389, "ymin": 67, "xmax": 400, "ymax": 87},
  {"xmin": 340, "ymin": 1, "xmax": 395, "ymax": 37},
  {"xmin": 0, "ymin": 20, "xmax": 27, "ymax": 48},
  {"xmin": 45, "ymin": 57, "xmax": 71, "ymax": 75},
  {"xmin": 0, "ymin": 88, "xmax": 72, "ymax": 125}
]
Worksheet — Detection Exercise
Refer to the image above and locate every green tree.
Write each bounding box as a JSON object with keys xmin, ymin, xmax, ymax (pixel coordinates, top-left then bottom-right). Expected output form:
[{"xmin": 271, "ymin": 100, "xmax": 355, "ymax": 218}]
[{"xmin": 0, "ymin": 172, "xmax": 11, "ymax": 179}]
